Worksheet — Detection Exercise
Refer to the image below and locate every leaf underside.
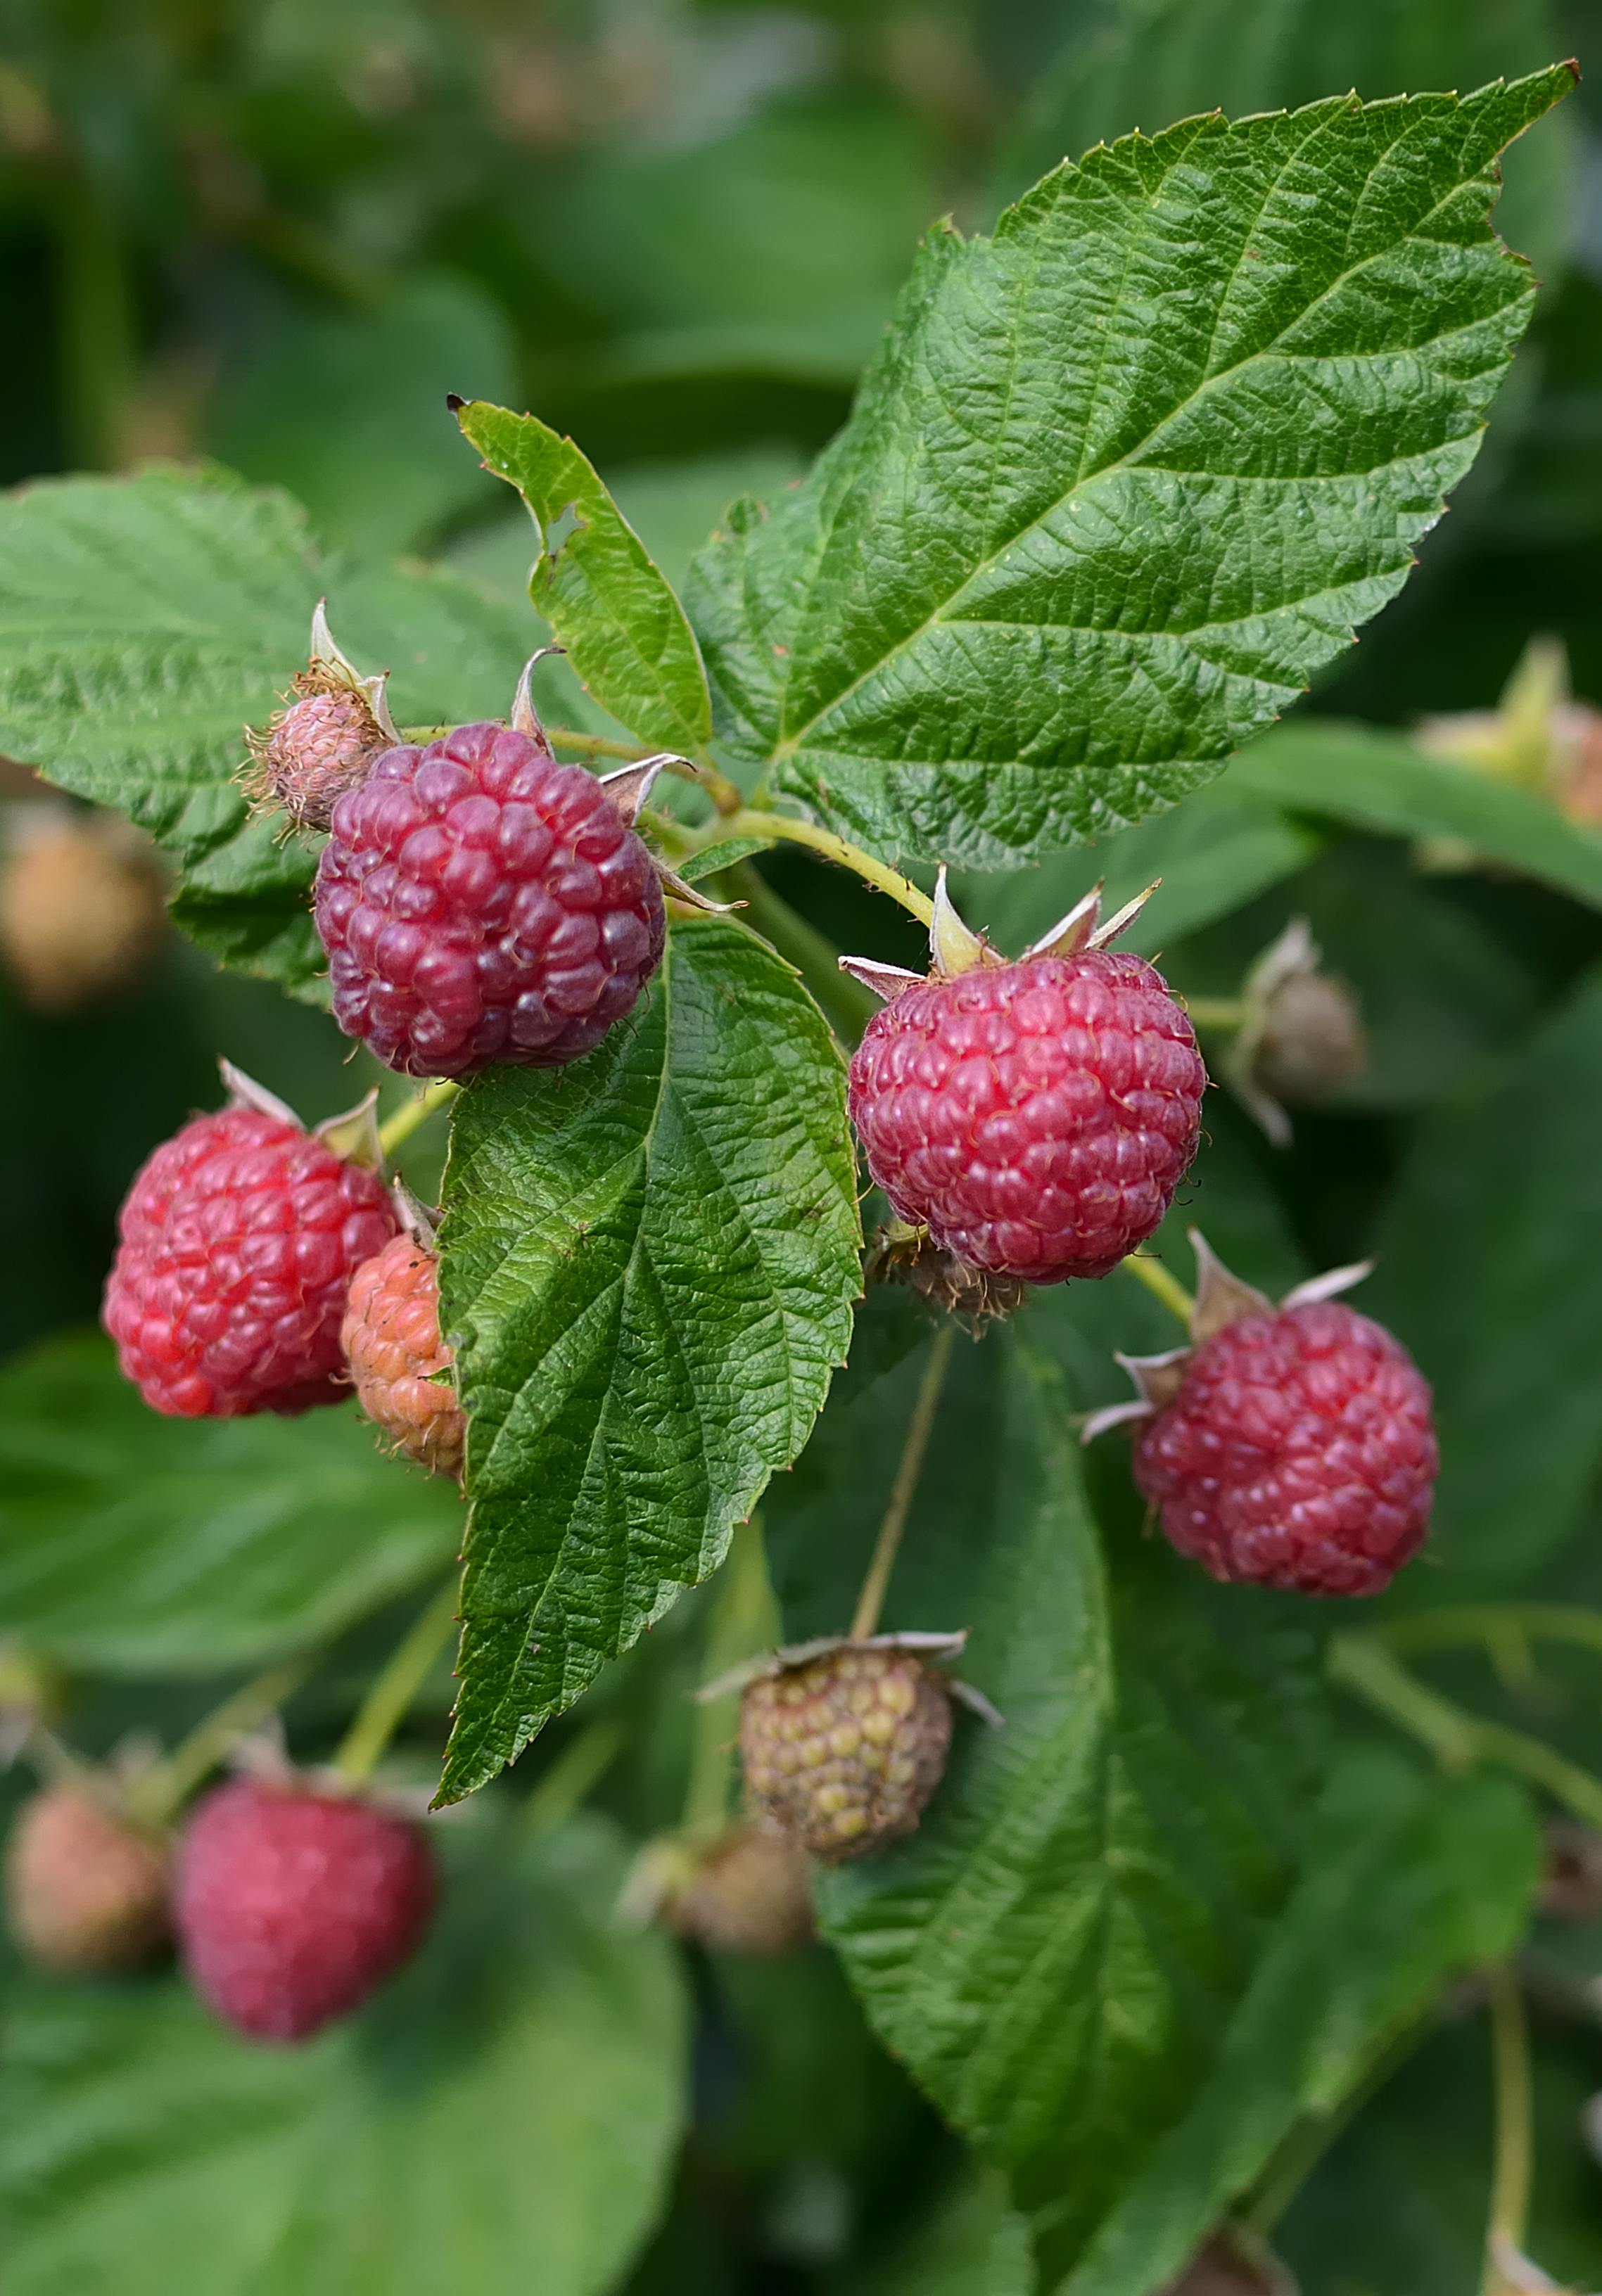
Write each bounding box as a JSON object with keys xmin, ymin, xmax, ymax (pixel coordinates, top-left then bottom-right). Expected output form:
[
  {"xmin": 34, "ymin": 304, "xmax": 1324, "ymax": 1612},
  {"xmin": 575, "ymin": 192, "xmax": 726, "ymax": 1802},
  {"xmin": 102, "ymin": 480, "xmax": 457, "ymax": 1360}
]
[
  {"xmin": 687, "ymin": 70, "xmax": 1573, "ymax": 869},
  {"xmin": 436, "ymin": 916, "xmax": 861, "ymax": 1801}
]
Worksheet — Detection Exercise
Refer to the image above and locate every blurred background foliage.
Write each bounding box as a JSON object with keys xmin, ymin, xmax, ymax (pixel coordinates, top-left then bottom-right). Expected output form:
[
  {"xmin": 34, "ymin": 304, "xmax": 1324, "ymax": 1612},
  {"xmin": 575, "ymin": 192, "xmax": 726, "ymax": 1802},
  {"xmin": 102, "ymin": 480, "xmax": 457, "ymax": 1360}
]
[{"xmin": 8, "ymin": 4, "xmax": 1602, "ymax": 2292}]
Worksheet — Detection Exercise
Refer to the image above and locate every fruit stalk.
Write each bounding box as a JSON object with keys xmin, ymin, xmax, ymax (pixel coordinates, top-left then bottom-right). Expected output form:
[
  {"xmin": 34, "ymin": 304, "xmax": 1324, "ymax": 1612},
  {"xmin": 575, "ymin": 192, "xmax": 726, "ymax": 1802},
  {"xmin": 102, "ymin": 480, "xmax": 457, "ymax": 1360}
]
[
  {"xmin": 333, "ymin": 1577, "xmax": 461, "ymax": 1786},
  {"xmin": 849, "ymin": 1323, "xmax": 956, "ymax": 1643}
]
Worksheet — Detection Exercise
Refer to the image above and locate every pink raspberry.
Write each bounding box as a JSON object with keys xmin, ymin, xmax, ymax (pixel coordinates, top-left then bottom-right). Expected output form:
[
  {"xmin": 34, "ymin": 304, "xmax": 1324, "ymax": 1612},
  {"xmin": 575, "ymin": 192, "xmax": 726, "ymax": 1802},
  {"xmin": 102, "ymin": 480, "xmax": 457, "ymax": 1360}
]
[
  {"xmin": 848, "ymin": 951, "xmax": 1204, "ymax": 1283},
  {"xmin": 103, "ymin": 1104, "xmax": 397, "ymax": 1417},
  {"xmin": 1133, "ymin": 1300, "xmax": 1437, "ymax": 1596},
  {"xmin": 313, "ymin": 722, "xmax": 666, "ymax": 1078},
  {"xmin": 174, "ymin": 1775, "xmax": 436, "ymax": 2043},
  {"xmin": 250, "ymin": 687, "xmax": 391, "ymax": 831}
]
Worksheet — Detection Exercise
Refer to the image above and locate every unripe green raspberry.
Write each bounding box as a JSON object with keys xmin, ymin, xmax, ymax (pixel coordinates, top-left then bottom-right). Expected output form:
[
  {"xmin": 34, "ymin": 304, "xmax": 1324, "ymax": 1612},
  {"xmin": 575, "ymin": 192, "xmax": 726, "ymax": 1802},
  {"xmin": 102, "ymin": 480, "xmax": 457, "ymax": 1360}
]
[{"xmin": 739, "ymin": 1645, "xmax": 953, "ymax": 1862}]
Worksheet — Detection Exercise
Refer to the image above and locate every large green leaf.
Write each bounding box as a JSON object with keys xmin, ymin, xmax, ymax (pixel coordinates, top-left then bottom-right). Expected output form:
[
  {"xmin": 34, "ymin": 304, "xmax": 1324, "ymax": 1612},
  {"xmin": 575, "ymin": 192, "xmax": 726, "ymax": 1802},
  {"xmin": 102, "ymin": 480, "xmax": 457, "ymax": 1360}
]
[
  {"xmin": 1050, "ymin": 1752, "xmax": 1539, "ymax": 2295},
  {"xmin": 999, "ymin": 0, "xmax": 1578, "ymax": 285},
  {"xmin": 0, "ymin": 1332, "xmax": 459, "ymax": 1674},
  {"xmin": 1222, "ymin": 720, "xmax": 1602, "ymax": 909},
  {"xmin": 0, "ymin": 1817, "xmax": 686, "ymax": 2296},
  {"xmin": 1366, "ymin": 964, "xmax": 1602, "ymax": 1597},
  {"xmin": 764, "ymin": 1313, "xmax": 1326, "ymax": 2278},
  {"xmin": 687, "ymin": 72, "xmax": 1572, "ymax": 871},
  {"xmin": 453, "ymin": 400, "xmax": 713, "ymax": 758},
  {"xmin": 0, "ymin": 467, "xmax": 533, "ymax": 1000},
  {"xmin": 436, "ymin": 916, "xmax": 860, "ymax": 1801}
]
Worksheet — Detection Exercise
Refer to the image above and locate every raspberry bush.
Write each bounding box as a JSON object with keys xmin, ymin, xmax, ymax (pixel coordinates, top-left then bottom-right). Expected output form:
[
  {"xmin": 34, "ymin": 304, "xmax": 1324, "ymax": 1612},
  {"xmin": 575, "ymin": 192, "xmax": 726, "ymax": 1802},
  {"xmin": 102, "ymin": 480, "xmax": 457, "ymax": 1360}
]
[{"xmin": 0, "ymin": 20, "xmax": 1599, "ymax": 2294}]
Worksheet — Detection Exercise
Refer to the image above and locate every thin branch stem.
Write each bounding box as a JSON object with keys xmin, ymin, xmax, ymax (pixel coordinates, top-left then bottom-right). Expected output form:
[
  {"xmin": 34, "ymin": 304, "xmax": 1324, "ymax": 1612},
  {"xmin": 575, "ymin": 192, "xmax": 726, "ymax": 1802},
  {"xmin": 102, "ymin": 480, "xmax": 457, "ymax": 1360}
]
[
  {"xmin": 1378, "ymin": 1603, "xmax": 1602, "ymax": 1666},
  {"xmin": 1482, "ymin": 1965, "xmax": 1534, "ymax": 2296},
  {"xmin": 682, "ymin": 1517, "xmax": 780, "ymax": 1837},
  {"xmin": 720, "ymin": 810, "xmax": 935, "ymax": 926},
  {"xmin": 132, "ymin": 1657, "xmax": 314, "ymax": 1826},
  {"xmin": 523, "ymin": 1715, "xmax": 625, "ymax": 1837},
  {"xmin": 850, "ymin": 1325, "xmax": 957, "ymax": 1643},
  {"xmin": 1181, "ymin": 996, "xmax": 1250, "ymax": 1030},
  {"xmin": 1121, "ymin": 1251, "xmax": 1195, "ymax": 1326},
  {"xmin": 332, "ymin": 1578, "xmax": 460, "ymax": 1785},
  {"xmin": 542, "ymin": 727, "xmax": 655, "ymax": 763},
  {"xmin": 1330, "ymin": 1632, "xmax": 1602, "ymax": 1830},
  {"xmin": 378, "ymin": 1080, "xmax": 459, "ymax": 1159}
]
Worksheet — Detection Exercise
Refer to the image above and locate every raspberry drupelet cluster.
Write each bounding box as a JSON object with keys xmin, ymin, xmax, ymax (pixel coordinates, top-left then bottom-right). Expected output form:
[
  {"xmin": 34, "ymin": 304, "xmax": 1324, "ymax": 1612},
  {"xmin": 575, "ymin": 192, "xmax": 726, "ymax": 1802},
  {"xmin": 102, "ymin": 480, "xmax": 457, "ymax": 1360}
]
[
  {"xmin": 842, "ymin": 874, "xmax": 1206, "ymax": 1284},
  {"xmin": 341, "ymin": 1196, "xmax": 465, "ymax": 1479},
  {"xmin": 1086, "ymin": 1235, "xmax": 1437, "ymax": 1597}
]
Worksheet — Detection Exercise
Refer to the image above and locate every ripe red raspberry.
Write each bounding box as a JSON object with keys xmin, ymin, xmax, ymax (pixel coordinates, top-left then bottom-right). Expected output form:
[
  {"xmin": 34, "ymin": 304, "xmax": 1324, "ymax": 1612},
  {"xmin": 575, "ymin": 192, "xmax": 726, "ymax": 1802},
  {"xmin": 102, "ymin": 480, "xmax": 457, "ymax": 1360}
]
[
  {"xmin": 341, "ymin": 1232, "xmax": 464, "ymax": 1478},
  {"xmin": 740, "ymin": 1645, "xmax": 953, "ymax": 1861},
  {"xmin": 103, "ymin": 1103, "xmax": 397, "ymax": 1417},
  {"xmin": 1133, "ymin": 1300, "xmax": 1437, "ymax": 1596},
  {"xmin": 174, "ymin": 1775, "xmax": 436, "ymax": 2042},
  {"xmin": 5, "ymin": 1785, "xmax": 171, "ymax": 1972},
  {"xmin": 313, "ymin": 722, "xmax": 666, "ymax": 1078},
  {"xmin": 848, "ymin": 950, "xmax": 1204, "ymax": 1284}
]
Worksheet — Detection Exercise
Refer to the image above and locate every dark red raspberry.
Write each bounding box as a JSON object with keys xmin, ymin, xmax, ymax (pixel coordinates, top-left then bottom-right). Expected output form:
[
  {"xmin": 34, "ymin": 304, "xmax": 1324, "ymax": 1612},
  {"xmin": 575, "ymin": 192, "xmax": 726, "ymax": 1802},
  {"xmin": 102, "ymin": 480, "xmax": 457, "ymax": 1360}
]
[
  {"xmin": 1133, "ymin": 1300, "xmax": 1437, "ymax": 1596},
  {"xmin": 341, "ymin": 1232, "xmax": 464, "ymax": 1478},
  {"xmin": 174, "ymin": 1775, "xmax": 436, "ymax": 2042},
  {"xmin": 313, "ymin": 722, "xmax": 666, "ymax": 1078},
  {"xmin": 103, "ymin": 1104, "xmax": 396, "ymax": 1417},
  {"xmin": 848, "ymin": 952, "xmax": 1204, "ymax": 1283}
]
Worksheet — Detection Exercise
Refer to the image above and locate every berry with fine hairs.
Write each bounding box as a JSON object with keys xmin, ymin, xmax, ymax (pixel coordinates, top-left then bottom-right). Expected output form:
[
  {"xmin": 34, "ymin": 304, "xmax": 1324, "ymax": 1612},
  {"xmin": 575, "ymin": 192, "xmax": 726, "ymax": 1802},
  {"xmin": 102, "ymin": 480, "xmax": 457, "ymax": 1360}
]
[
  {"xmin": 313, "ymin": 721, "xmax": 666, "ymax": 1078},
  {"xmin": 740, "ymin": 1645, "xmax": 953, "ymax": 1862},
  {"xmin": 174, "ymin": 1775, "xmax": 436, "ymax": 2043},
  {"xmin": 1133, "ymin": 1300, "xmax": 1437, "ymax": 1597},
  {"xmin": 662, "ymin": 1828, "xmax": 815, "ymax": 1956},
  {"xmin": 103, "ymin": 1103, "xmax": 397, "ymax": 1418},
  {"xmin": 5, "ymin": 1785, "xmax": 171, "ymax": 1973},
  {"xmin": 247, "ymin": 682, "xmax": 392, "ymax": 832},
  {"xmin": 342, "ymin": 1231, "xmax": 464, "ymax": 1478},
  {"xmin": 848, "ymin": 950, "xmax": 1204, "ymax": 1284}
]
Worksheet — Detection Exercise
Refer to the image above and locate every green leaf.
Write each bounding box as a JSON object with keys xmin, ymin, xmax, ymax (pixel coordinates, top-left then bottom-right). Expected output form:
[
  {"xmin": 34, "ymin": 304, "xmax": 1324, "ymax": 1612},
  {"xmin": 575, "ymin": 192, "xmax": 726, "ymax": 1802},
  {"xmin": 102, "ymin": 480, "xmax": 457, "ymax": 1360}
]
[
  {"xmin": 764, "ymin": 1317, "xmax": 1326, "ymax": 2276},
  {"xmin": 0, "ymin": 1817, "xmax": 687, "ymax": 2296},
  {"xmin": 453, "ymin": 400, "xmax": 713, "ymax": 758},
  {"xmin": 1366, "ymin": 964, "xmax": 1602, "ymax": 1595},
  {"xmin": 1049, "ymin": 1751, "xmax": 1539, "ymax": 2295},
  {"xmin": 998, "ymin": 0, "xmax": 1579, "ymax": 286},
  {"xmin": 1221, "ymin": 720, "xmax": 1602, "ymax": 910},
  {"xmin": 687, "ymin": 72, "xmax": 1572, "ymax": 870},
  {"xmin": 0, "ymin": 1332, "xmax": 459, "ymax": 1674},
  {"xmin": 0, "ymin": 467, "xmax": 533, "ymax": 1001},
  {"xmin": 436, "ymin": 916, "xmax": 861, "ymax": 1801},
  {"xmin": 831, "ymin": 2169, "xmax": 1033, "ymax": 2296}
]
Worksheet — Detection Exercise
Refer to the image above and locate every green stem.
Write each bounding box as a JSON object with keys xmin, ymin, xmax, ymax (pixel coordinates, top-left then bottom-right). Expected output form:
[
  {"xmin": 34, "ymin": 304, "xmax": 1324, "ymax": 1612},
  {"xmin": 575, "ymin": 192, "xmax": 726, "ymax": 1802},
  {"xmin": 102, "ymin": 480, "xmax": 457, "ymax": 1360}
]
[
  {"xmin": 524, "ymin": 1715, "xmax": 625, "ymax": 1837},
  {"xmin": 545, "ymin": 727, "xmax": 657, "ymax": 763},
  {"xmin": 1378, "ymin": 1603, "xmax": 1602, "ymax": 1666},
  {"xmin": 1181, "ymin": 996, "xmax": 1250, "ymax": 1030},
  {"xmin": 719, "ymin": 810, "xmax": 935, "ymax": 926},
  {"xmin": 332, "ymin": 1578, "xmax": 460, "ymax": 1785},
  {"xmin": 731, "ymin": 865, "xmax": 879, "ymax": 1043},
  {"xmin": 1330, "ymin": 1633, "xmax": 1602, "ymax": 1830},
  {"xmin": 850, "ymin": 1325, "xmax": 957, "ymax": 1643},
  {"xmin": 1121, "ymin": 1251, "xmax": 1195, "ymax": 1326},
  {"xmin": 682, "ymin": 1518, "xmax": 780, "ymax": 1837},
  {"xmin": 56, "ymin": 158, "xmax": 137, "ymax": 468},
  {"xmin": 378, "ymin": 1080, "xmax": 459, "ymax": 1159},
  {"xmin": 1482, "ymin": 1965, "xmax": 1534, "ymax": 2296},
  {"xmin": 131, "ymin": 1657, "xmax": 314, "ymax": 1827}
]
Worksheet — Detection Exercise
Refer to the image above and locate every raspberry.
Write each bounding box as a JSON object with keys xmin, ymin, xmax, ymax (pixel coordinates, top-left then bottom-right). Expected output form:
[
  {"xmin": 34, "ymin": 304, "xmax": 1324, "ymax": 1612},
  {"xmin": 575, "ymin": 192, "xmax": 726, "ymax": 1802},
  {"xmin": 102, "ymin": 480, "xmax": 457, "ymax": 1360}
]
[
  {"xmin": 174, "ymin": 1775, "xmax": 436, "ymax": 2042},
  {"xmin": 0, "ymin": 810, "xmax": 165, "ymax": 1013},
  {"xmin": 1133, "ymin": 1299, "xmax": 1437, "ymax": 1597},
  {"xmin": 661, "ymin": 1828, "xmax": 815, "ymax": 1955},
  {"xmin": 248, "ymin": 686, "xmax": 392, "ymax": 832},
  {"xmin": 313, "ymin": 722, "xmax": 666, "ymax": 1078},
  {"xmin": 341, "ymin": 1231, "xmax": 464, "ymax": 1478},
  {"xmin": 739, "ymin": 1645, "xmax": 953, "ymax": 1861},
  {"xmin": 1254, "ymin": 969, "xmax": 1365, "ymax": 1106},
  {"xmin": 5, "ymin": 1785, "xmax": 170, "ymax": 1972},
  {"xmin": 848, "ymin": 949, "xmax": 1204, "ymax": 1284},
  {"xmin": 103, "ymin": 1100, "xmax": 397, "ymax": 1417}
]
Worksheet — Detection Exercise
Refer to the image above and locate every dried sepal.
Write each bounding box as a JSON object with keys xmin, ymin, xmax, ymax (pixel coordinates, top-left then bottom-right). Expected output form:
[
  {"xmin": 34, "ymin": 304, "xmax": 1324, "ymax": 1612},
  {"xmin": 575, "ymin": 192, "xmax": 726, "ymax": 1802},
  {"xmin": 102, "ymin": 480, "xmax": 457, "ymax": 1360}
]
[
  {"xmin": 843, "ymin": 872, "xmax": 1165, "ymax": 1000},
  {"xmin": 307, "ymin": 600, "xmax": 400, "ymax": 741},
  {"xmin": 696, "ymin": 1629, "xmax": 970, "ymax": 1706},
  {"xmin": 838, "ymin": 955, "xmax": 927, "ymax": 1004},
  {"xmin": 864, "ymin": 1222, "xmax": 1026, "ymax": 1327},
  {"xmin": 509, "ymin": 646, "xmax": 567, "ymax": 740},
  {"xmin": 1189, "ymin": 1228, "xmax": 1273, "ymax": 1341},
  {"xmin": 315, "ymin": 1088, "xmax": 385, "ymax": 1171},
  {"xmin": 1221, "ymin": 919, "xmax": 1366, "ymax": 1147},
  {"xmin": 929, "ymin": 866, "xmax": 998, "ymax": 976},
  {"xmin": 217, "ymin": 1059, "xmax": 301, "ymax": 1130}
]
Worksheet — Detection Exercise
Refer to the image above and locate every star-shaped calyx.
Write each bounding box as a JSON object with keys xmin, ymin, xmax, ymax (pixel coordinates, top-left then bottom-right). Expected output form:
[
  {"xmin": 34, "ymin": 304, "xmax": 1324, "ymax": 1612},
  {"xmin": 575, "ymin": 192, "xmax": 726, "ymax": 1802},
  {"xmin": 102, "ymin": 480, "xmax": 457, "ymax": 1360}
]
[{"xmin": 839, "ymin": 867, "xmax": 1162, "ymax": 1003}]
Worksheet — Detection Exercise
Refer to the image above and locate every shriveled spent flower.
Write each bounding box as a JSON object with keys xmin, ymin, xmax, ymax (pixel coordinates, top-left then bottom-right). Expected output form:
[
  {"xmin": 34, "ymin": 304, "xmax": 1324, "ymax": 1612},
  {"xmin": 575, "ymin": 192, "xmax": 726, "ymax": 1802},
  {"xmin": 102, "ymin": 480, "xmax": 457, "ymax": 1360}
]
[
  {"xmin": 0, "ymin": 805, "xmax": 167, "ymax": 1014},
  {"xmin": 739, "ymin": 1640, "xmax": 954, "ymax": 1863},
  {"xmin": 6, "ymin": 1782, "xmax": 171, "ymax": 1973},
  {"xmin": 243, "ymin": 601, "xmax": 398, "ymax": 833},
  {"xmin": 1220, "ymin": 919, "xmax": 1365, "ymax": 1147}
]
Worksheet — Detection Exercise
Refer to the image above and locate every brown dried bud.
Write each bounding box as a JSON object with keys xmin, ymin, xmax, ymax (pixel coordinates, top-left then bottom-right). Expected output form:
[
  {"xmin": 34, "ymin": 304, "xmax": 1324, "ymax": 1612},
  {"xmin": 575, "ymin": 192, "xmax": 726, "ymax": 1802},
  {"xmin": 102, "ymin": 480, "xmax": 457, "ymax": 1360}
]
[
  {"xmin": 6, "ymin": 1784, "xmax": 171, "ymax": 1972},
  {"xmin": 1254, "ymin": 970, "xmax": 1365, "ymax": 1106},
  {"xmin": 739, "ymin": 1644, "xmax": 953, "ymax": 1862},
  {"xmin": 662, "ymin": 1828, "xmax": 815, "ymax": 1955}
]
